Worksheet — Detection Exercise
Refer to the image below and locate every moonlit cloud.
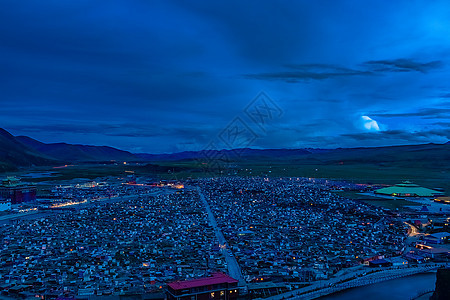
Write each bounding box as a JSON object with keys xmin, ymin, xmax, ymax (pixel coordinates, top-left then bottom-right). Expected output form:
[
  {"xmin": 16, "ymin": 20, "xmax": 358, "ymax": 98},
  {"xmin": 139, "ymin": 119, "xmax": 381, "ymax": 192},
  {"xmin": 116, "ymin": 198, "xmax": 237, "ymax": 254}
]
[{"xmin": 361, "ymin": 116, "xmax": 381, "ymax": 131}]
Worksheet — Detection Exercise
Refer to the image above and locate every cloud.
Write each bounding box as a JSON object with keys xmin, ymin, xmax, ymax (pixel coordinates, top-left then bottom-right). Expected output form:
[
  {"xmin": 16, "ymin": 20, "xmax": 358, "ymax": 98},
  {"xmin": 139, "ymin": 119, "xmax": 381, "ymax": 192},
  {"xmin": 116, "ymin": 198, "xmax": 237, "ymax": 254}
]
[
  {"xmin": 364, "ymin": 59, "xmax": 443, "ymax": 73},
  {"xmin": 246, "ymin": 58, "xmax": 443, "ymax": 83},
  {"xmin": 361, "ymin": 116, "xmax": 380, "ymax": 131},
  {"xmin": 342, "ymin": 130, "xmax": 412, "ymax": 141},
  {"xmin": 432, "ymin": 122, "xmax": 450, "ymax": 127},
  {"xmin": 245, "ymin": 63, "xmax": 372, "ymax": 82},
  {"xmin": 341, "ymin": 129, "xmax": 450, "ymax": 144},
  {"xmin": 371, "ymin": 108, "xmax": 450, "ymax": 119}
]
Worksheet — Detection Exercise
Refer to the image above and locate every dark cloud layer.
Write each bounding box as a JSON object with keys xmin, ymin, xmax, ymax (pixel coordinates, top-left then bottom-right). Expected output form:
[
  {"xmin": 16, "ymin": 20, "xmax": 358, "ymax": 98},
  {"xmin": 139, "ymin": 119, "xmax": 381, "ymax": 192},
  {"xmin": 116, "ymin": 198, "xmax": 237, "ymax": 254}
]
[
  {"xmin": 1, "ymin": 0, "xmax": 450, "ymax": 152},
  {"xmin": 245, "ymin": 63, "xmax": 372, "ymax": 82},
  {"xmin": 364, "ymin": 59, "xmax": 443, "ymax": 73},
  {"xmin": 246, "ymin": 59, "xmax": 443, "ymax": 83},
  {"xmin": 341, "ymin": 128, "xmax": 450, "ymax": 146},
  {"xmin": 372, "ymin": 108, "xmax": 450, "ymax": 119}
]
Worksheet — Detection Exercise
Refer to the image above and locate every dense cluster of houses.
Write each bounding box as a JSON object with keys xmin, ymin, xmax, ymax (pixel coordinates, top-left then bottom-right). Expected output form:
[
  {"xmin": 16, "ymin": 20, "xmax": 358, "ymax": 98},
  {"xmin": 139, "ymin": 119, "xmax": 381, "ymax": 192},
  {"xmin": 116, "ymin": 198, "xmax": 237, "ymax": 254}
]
[
  {"xmin": 199, "ymin": 177, "xmax": 407, "ymax": 282},
  {"xmin": 0, "ymin": 189, "xmax": 224, "ymax": 298},
  {"xmin": 0, "ymin": 174, "xmax": 447, "ymax": 298}
]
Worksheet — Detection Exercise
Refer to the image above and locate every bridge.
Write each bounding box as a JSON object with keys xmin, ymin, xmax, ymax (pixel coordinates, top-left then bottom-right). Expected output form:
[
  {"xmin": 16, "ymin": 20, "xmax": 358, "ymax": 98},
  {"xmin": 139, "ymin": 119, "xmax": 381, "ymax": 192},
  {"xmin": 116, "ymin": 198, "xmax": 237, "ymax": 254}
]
[{"xmin": 266, "ymin": 264, "xmax": 446, "ymax": 300}]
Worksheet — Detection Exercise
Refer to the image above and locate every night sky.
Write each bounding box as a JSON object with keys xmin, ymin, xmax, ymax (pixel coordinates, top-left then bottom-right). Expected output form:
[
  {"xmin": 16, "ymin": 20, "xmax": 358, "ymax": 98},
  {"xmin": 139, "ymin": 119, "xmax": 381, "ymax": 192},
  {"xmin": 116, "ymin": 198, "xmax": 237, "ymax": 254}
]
[{"xmin": 1, "ymin": 0, "xmax": 450, "ymax": 153}]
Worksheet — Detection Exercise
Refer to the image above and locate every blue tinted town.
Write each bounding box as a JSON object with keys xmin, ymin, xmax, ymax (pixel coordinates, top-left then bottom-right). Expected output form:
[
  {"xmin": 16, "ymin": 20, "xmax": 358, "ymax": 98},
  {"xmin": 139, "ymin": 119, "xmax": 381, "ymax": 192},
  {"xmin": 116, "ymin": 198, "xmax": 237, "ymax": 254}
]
[{"xmin": 0, "ymin": 172, "xmax": 449, "ymax": 299}]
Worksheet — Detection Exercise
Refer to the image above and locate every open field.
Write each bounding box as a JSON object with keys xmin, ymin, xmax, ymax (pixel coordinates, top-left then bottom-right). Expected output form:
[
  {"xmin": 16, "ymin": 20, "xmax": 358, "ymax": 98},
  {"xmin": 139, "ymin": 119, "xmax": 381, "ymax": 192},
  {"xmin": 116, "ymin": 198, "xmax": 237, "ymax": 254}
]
[
  {"xmin": 336, "ymin": 189, "xmax": 427, "ymax": 211},
  {"xmin": 155, "ymin": 159, "xmax": 450, "ymax": 196},
  {"xmin": 3, "ymin": 156, "xmax": 449, "ymax": 197}
]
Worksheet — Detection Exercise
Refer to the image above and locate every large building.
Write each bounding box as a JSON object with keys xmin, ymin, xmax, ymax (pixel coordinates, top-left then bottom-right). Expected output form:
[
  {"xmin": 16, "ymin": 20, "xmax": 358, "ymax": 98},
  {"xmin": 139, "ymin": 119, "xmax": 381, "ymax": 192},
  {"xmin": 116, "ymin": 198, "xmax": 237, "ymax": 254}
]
[
  {"xmin": 0, "ymin": 198, "xmax": 11, "ymax": 211},
  {"xmin": 0, "ymin": 177, "xmax": 36, "ymax": 205},
  {"xmin": 374, "ymin": 181, "xmax": 444, "ymax": 197},
  {"xmin": 167, "ymin": 273, "xmax": 239, "ymax": 300}
]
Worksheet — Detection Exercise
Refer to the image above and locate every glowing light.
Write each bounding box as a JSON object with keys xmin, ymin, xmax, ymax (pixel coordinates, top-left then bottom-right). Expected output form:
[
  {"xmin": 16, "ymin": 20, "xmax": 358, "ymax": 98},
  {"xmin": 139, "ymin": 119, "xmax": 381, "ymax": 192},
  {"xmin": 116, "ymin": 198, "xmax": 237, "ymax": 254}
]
[{"xmin": 361, "ymin": 115, "xmax": 380, "ymax": 131}]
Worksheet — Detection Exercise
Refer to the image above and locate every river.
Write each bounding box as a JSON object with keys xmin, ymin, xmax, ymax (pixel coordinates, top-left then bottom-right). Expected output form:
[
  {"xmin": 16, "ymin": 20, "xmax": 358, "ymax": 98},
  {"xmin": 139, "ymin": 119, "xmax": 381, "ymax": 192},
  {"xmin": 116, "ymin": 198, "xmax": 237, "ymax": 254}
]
[{"xmin": 320, "ymin": 272, "xmax": 436, "ymax": 300}]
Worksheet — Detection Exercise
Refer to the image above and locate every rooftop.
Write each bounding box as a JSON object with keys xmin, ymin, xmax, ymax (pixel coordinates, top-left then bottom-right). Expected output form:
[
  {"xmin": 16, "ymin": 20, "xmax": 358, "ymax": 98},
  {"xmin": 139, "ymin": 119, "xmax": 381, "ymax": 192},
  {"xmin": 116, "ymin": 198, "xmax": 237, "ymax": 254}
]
[
  {"xmin": 429, "ymin": 232, "xmax": 450, "ymax": 239},
  {"xmin": 375, "ymin": 181, "xmax": 444, "ymax": 197},
  {"xmin": 417, "ymin": 247, "xmax": 450, "ymax": 254},
  {"xmin": 167, "ymin": 273, "xmax": 238, "ymax": 290},
  {"xmin": 1, "ymin": 176, "xmax": 22, "ymax": 187}
]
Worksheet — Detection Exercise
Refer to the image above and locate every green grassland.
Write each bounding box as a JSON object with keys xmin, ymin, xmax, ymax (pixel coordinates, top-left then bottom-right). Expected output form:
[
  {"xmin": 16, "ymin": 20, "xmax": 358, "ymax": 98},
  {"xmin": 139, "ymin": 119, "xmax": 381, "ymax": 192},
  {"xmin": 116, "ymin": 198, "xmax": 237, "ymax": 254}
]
[{"xmin": 156, "ymin": 159, "xmax": 450, "ymax": 193}]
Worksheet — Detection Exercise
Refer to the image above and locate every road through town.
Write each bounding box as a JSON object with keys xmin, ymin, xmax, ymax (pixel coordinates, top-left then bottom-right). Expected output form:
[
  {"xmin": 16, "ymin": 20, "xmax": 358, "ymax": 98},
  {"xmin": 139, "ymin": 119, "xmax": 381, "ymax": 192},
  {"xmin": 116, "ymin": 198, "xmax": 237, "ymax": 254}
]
[{"xmin": 197, "ymin": 187, "xmax": 244, "ymax": 285}]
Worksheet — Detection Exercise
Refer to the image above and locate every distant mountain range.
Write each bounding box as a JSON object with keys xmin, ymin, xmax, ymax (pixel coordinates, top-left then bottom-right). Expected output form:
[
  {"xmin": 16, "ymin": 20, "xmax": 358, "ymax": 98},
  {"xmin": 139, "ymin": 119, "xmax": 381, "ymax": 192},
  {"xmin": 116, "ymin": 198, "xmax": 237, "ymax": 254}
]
[
  {"xmin": 134, "ymin": 148, "xmax": 311, "ymax": 161},
  {"xmin": 0, "ymin": 128, "xmax": 139, "ymax": 171},
  {"xmin": 16, "ymin": 136, "xmax": 138, "ymax": 163},
  {"xmin": 0, "ymin": 127, "xmax": 449, "ymax": 172},
  {"xmin": 136, "ymin": 143, "xmax": 450, "ymax": 168},
  {"xmin": 0, "ymin": 128, "xmax": 58, "ymax": 172}
]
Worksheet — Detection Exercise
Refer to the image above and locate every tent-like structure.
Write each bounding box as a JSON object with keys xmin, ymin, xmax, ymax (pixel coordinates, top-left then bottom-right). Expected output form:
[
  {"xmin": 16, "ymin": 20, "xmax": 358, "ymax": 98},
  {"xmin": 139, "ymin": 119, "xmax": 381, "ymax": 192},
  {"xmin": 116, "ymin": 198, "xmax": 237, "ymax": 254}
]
[{"xmin": 374, "ymin": 181, "xmax": 444, "ymax": 197}]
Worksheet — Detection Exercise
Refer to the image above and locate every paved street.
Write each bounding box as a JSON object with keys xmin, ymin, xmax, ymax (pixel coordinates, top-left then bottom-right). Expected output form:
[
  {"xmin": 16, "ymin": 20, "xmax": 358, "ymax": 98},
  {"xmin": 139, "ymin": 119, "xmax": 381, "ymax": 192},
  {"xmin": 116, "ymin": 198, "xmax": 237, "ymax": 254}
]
[{"xmin": 197, "ymin": 187, "xmax": 244, "ymax": 285}]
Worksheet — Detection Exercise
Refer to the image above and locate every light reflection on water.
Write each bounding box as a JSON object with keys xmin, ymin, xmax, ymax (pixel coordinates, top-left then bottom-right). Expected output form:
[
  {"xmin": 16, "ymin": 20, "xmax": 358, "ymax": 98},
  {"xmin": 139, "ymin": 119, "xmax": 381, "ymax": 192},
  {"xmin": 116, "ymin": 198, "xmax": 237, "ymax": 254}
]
[{"xmin": 320, "ymin": 272, "xmax": 436, "ymax": 300}]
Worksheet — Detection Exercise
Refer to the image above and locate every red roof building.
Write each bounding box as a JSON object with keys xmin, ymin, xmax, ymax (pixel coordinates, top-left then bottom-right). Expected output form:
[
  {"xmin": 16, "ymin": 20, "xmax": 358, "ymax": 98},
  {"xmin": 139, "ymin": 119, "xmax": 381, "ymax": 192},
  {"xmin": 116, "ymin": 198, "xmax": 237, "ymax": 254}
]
[
  {"xmin": 0, "ymin": 177, "xmax": 36, "ymax": 205},
  {"xmin": 167, "ymin": 273, "xmax": 239, "ymax": 300}
]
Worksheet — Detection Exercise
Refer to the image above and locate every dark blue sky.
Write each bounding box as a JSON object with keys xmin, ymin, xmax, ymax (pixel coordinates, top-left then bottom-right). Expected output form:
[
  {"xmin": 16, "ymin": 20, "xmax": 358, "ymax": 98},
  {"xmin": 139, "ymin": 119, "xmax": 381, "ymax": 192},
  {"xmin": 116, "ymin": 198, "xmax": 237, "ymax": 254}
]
[{"xmin": 1, "ymin": 0, "xmax": 450, "ymax": 153}]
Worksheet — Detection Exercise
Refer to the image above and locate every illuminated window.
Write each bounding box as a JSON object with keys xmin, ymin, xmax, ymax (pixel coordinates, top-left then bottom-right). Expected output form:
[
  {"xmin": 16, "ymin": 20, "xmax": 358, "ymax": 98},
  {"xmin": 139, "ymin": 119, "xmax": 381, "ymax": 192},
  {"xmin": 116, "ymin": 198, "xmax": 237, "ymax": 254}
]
[
  {"xmin": 210, "ymin": 292, "xmax": 215, "ymax": 298},
  {"xmin": 220, "ymin": 291, "xmax": 224, "ymax": 296}
]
